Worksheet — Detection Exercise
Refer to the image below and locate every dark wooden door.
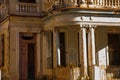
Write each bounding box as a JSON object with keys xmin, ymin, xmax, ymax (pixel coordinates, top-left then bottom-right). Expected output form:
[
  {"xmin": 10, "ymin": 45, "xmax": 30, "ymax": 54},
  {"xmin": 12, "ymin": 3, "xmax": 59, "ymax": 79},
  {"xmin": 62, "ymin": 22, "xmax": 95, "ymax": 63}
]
[
  {"xmin": 19, "ymin": 33, "xmax": 36, "ymax": 80},
  {"xmin": 19, "ymin": 43, "xmax": 28, "ymax": 80}
]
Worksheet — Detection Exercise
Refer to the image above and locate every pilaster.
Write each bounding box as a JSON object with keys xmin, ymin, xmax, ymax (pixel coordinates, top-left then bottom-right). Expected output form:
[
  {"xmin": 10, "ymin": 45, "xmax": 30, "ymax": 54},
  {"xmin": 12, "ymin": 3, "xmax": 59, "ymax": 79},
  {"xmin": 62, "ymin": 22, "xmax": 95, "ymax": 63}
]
[{"xmin": 53, "ymin": 28, "xmax": 60, "ymax": 68}]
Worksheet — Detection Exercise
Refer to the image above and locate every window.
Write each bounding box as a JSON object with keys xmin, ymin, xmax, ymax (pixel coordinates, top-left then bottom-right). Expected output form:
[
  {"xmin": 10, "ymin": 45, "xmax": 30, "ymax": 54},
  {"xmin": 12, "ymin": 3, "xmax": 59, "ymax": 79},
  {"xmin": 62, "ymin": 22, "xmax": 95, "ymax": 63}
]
[
  {"xmin": 108, "ymin": 34, "xmax": 120, "ymax": 65},
  {"xmin": 59, "ymin": 32, "xmax": 66, "ymax": 67}
]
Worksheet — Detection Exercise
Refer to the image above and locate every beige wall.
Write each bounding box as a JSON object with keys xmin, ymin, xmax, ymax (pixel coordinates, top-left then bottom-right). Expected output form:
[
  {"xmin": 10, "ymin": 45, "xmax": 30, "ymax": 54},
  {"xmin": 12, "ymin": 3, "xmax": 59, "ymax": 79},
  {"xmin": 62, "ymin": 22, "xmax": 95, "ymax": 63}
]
[
  {"xmin": 9, "ymin": 16, "xmax": 42, "ymax": 80},
  {"xmin": 0, "ymin": 20, "xmax": 9, "ymax": 78}
]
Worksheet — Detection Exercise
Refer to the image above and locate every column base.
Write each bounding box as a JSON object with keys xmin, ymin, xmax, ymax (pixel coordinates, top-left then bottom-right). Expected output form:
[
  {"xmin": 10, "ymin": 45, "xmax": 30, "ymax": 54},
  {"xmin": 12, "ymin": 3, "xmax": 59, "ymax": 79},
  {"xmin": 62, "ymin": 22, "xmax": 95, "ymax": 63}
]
[
  {"xmin": 88, "ymin": 66, "xmax": 100, "ymax": 80},
  {"xmin": 9, "ymin": 72, "xmax": 19, "ymax": 80},
  {"xmin": 80, "ymin": 66, "xmax": 88, "ymax": 76}
]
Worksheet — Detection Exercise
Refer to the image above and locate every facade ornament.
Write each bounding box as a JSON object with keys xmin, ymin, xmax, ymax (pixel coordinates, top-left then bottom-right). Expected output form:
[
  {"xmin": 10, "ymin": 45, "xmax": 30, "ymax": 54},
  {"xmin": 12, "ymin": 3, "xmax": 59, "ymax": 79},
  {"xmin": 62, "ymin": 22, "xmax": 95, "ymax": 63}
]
[{"xmin": 44, "ymin": 0, "xmax": 55, "ymax": 10}]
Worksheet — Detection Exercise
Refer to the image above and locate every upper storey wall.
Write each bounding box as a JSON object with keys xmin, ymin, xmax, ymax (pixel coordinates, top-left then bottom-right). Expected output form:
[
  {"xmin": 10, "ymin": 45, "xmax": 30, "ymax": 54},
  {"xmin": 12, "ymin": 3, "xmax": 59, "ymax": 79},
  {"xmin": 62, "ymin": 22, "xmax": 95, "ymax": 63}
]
[
  {"xmin": 9, "ymin": 0, "xmax": 42, "ymax": 16},
  {"xmin": 0, "ymin": 0, "xmax": 120, "ymax": 17}
]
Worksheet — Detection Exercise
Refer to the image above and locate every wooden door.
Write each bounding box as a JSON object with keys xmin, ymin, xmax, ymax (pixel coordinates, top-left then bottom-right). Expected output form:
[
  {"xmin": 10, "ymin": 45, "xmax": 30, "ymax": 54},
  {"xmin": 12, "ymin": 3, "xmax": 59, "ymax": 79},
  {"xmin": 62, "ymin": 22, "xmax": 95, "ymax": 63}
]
[
  {"xmin": 19, "ymin": 42, "xmax": 28, "ymax": 80},
  {"xmin": 19, "ymin": 33, "xmax": 36, "ymax": 80}
]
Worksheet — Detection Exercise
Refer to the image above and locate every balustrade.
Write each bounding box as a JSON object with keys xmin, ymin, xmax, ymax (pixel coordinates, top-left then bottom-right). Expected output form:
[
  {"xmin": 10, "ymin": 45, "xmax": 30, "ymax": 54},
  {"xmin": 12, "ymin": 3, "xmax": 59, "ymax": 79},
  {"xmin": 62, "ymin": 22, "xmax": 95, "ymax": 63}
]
[
  {"xmin": 16, "ymin": 2, "xmax": 39, "ymax": 13},
  {"xmin": 54, "ymin": 0, "xmax": 120, "ymax": 8}
]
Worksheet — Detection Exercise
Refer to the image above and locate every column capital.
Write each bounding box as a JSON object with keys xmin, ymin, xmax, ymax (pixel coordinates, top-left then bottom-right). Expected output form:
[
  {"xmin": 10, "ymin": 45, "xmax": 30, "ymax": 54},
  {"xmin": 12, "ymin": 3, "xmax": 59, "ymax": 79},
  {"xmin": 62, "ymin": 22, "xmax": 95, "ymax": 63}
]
[
  {"xmin": 89, "ymin": 25, "xmax": 97, "ymax": 28},
  {"xmin": 80, "ymin": 24, "xmax": 89, "ymax": 28},
  {"xmin": 53, "ymin": 27, "xmax": 59, "ymax": 33}
]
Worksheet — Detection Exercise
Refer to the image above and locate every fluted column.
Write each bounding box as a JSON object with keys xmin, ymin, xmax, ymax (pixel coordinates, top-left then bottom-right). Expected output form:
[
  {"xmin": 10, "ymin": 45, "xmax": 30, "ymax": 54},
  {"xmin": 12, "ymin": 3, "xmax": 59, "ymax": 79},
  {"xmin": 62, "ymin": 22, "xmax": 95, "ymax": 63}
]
[{"xmin": 79, "ymin": 24, "xmax": 88, "ymax": 76}]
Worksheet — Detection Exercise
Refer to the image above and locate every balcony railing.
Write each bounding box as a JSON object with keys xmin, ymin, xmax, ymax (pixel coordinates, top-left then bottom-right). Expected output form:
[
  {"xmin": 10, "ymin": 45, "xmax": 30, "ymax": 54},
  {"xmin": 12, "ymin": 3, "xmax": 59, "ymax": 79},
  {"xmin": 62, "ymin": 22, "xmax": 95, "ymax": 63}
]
[
  {"xmin": 53, "ymin": 0, "xmax": 120, "ymax": 9},
  {"xmin": 0, "ymin": 4, "xmax": 8, "ymax": 22},
  {"xmin": 16, "ymin": 2, "xmax": 40, "ymax": 16}
]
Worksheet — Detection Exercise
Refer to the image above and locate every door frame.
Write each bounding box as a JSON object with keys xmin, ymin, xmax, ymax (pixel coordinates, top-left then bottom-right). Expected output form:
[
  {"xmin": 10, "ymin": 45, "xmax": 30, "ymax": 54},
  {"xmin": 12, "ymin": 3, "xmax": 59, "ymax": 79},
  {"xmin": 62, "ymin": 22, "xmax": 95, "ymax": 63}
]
[{"xmin": 19, "ymin": 33, "xmax": 37, "ymax": 80}]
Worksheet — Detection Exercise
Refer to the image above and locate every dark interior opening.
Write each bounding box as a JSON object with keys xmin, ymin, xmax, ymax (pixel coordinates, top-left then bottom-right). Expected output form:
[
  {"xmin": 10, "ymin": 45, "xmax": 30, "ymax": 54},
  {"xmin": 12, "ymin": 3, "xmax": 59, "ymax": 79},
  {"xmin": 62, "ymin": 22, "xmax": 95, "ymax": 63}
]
[
  {"xmin": 78, "ymin": 33, "xmax": 80, "ymax": 67},
  {"xmin": 59, "ymin": 32, "xmax": 66, "ymax": 67},
  {"xmin": 21, "ymin": 33, "xmax": 34, "ymax": 40},
  {"xmin": 18, "ymin": 0, "xmax": 35, "ymax": 3},
  {"xmin": 51, "ymin": 33, "xmax": 53, "ymax": 68},
  {"xmin": 28, "ymin": 43, "xmax": 35, "ymax": 80},
  {"xmin": 108, "ymin": 34, "xmax": 120, "ymax": 65},
  {"xmin": 22, "ymin": 36, "xmax": 33, "ymax": 40}
]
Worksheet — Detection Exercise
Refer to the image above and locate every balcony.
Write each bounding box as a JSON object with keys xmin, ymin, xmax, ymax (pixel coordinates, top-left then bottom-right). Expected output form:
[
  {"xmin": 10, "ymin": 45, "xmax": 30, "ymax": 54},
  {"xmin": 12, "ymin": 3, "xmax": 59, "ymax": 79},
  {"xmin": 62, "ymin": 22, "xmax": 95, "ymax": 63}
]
[
  {"xmin": 53, "ymin": 0, "xmax": 120, "ymax": 10},
  {"xmin": 15, "ymin": 2, "xmax": 40, "ymax": 16},
  {"xmin": 0, "ymin": 4, "xmax": 8, "ymax": 22}
]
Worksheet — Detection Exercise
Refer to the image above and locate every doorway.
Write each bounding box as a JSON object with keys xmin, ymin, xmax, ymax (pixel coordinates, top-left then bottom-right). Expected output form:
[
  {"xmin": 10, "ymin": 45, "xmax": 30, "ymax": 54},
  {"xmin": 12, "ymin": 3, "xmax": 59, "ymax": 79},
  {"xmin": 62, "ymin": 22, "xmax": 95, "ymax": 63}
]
[{"xmin": 19, "ymin": 33, "xmax": 36, "ymax": 80}]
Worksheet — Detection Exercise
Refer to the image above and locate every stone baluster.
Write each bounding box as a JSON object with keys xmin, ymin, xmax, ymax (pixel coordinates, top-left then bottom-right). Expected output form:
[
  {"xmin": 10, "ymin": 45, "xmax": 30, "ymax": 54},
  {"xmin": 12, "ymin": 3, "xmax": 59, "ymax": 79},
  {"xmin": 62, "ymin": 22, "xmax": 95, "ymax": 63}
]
[
  {"xmin": 89, "ymin": 0, "xmax": 94, "ymax": 4},
  {"xmin": 118, "ymin": 0, "xmax": 120, "ymax": 7},
  {"xmin": 78, "ymin": 0, "xmax": 87, "ymax": 7}
]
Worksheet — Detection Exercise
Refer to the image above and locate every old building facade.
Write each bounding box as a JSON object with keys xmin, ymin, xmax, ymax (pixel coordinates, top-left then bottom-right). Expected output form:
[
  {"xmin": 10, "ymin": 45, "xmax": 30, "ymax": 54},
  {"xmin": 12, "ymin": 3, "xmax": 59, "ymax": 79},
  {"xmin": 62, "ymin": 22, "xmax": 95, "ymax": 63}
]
[{"xmin": 0, "ymin": 0, "xmax": 120, "ymax": 80}]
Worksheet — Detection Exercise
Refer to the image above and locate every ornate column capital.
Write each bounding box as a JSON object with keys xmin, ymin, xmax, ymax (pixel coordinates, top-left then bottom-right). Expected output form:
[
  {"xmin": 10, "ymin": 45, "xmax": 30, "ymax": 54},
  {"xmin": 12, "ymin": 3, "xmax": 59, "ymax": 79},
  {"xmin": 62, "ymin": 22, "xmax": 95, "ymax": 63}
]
[
  {"xmin": 80, "ymin": 24, "xmax": 89, "ymax": 28},
  {"xmin": 89, "ymin": 25, "xmax": 97, "ymax": 28}
]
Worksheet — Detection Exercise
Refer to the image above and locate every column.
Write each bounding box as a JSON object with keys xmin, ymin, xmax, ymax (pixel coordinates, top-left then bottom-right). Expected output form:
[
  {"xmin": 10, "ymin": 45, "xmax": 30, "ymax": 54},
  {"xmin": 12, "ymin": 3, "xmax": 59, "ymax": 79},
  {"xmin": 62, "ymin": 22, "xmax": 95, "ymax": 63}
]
[
  {"xmin": 79, "ymin": 24, "xmax": 88, "ymax": 76},
  {"xmin": 88, "ymin": 25, "xmax": 97, "ymax": 79},
  {"xmin": 88, "ymin": 25, "xmax": 96, "ymax": 66},
  {"xmin": 53, "ymin": 29, "xmax": 57, "ymax": 68},
  {"xmin": 53, "ymin": 28, "xmax": 60, "ymax": 68}
]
